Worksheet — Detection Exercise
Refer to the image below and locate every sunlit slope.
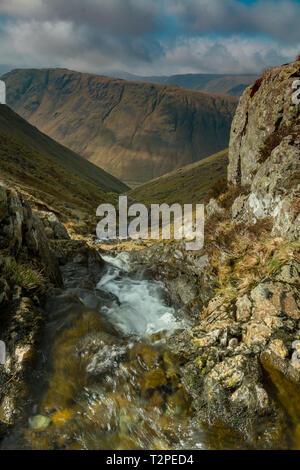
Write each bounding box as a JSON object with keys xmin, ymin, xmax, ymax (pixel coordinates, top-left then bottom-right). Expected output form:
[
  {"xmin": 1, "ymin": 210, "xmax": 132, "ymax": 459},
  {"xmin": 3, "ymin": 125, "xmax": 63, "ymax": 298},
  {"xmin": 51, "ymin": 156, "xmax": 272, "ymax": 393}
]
[
  {"xmin": 0, "ymin": 104, "xmax": 128, "ymax": 220},
  {"xmin": 128, "ymin": 149, "xmax": 228, "ymax": 205},
  {"xmin": 0, "ymin": 104, "xmax": 129, "ymax": 194}
]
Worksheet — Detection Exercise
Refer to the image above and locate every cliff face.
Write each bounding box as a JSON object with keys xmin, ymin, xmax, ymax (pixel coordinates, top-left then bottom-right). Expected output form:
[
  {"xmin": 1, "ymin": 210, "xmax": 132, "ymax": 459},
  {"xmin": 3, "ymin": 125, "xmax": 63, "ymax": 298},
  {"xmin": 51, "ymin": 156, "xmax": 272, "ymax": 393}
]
[
  {"xmin": 228, "ymin": 61, "xmax": 300, "ymax": 240},
  {"xmin": 2, "ymin": 69, "xmax": 237, "ymax": 183}
]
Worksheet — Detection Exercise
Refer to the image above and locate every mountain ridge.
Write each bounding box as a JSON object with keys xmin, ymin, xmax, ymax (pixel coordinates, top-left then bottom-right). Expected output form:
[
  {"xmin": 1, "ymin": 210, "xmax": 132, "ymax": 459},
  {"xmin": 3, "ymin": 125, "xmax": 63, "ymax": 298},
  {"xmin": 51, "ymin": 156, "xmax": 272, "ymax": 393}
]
[
  {"xmin": 2, "ymin": 68, "xmax": 237, "ymax": 184},
  {"xmin": 104, "ymin": 70, "xmax": 258, "ymax": 97}
]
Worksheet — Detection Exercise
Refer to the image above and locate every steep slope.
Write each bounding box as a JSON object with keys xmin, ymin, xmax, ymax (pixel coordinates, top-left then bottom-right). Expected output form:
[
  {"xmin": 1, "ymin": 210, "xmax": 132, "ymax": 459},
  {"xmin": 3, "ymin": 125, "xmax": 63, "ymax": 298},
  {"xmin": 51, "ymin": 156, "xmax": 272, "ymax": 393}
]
[
  {"xmin": 0, "ymin": 104, "xmax": 128, "ymax": 194},
  {"xmin": 0, "ymin": 104, "xmax": 128, "ymax": 236},
  {"xmin": 2, "ymin": 68, "xmax": 237, "ymax": 184},
  {"xmin": 128, "ymin": 149, "xmax": 228, "ymax": 205}
]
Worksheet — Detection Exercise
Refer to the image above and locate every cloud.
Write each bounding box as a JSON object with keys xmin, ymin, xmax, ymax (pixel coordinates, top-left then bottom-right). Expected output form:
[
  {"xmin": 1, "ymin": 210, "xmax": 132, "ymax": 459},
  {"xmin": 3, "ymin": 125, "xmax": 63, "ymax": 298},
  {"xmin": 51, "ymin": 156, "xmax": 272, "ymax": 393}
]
[
  {"xmin": 0, "ymin": 0, "xmax": 160, "ymax": 36},
  {"xmin": 0, "ymin": 17, "xmax": 164, "ymax": 72},
  {"xmin": 159, "ymin": 35, "xmax": 299, "ymax": 74},
  {"xmin": 165, "ymin": 0, "xmax": 300, "ymax": 43},
  {"xmin": 0, "ymin": 0, "xmax": 299, "ymax": 75}
]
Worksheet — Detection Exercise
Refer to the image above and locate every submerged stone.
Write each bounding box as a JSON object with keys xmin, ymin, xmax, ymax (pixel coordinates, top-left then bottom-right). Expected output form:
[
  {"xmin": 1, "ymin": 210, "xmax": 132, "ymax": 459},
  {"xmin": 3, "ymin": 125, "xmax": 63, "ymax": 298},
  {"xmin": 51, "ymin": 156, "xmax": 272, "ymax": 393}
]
[{"xmin": 28, "ymin": 415, "xmax": 51, "ymax": 431}]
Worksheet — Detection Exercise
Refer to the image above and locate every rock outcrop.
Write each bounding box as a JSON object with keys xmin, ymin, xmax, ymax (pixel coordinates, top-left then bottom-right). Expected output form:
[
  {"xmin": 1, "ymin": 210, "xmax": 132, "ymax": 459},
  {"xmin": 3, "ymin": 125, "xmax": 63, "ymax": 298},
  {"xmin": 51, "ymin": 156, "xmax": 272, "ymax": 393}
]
[
  {"xmin": 228, "ymin": 61, "xmax": 300, "ymax": 240},
  {"xmin": 0, "ymin": 184, "xmax": 62, "ymax": 435},
  {"xmin": 0, "ymin": 184, "xmax": 62, "ymax": 285}
]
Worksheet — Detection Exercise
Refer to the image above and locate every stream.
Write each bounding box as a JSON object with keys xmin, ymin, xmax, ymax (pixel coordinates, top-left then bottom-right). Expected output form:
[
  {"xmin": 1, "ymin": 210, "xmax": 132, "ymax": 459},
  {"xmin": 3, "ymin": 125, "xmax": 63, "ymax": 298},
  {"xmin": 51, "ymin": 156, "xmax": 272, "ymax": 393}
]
[{"xmin": 1, "ymin": 252, "xmax": 210, "ymax": 450}]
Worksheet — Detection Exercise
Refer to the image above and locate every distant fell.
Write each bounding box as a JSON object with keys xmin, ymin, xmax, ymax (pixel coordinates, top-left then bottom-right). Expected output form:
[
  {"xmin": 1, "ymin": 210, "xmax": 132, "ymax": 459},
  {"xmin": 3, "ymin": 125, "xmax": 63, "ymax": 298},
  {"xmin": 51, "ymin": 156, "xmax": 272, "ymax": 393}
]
[
  {"xmin": 104, "ymin": 71, "xmax": 258, "ymax": 97},
  {"xmin": 2, "ymin": 68, "xmax": 237, "ymax": 184}
]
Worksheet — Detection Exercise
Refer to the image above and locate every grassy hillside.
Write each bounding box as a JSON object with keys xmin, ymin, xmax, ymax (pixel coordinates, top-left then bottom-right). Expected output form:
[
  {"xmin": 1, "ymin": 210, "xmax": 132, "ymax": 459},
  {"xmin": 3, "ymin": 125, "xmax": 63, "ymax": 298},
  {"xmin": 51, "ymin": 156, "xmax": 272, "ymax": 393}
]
[
  {"xmin": 2, "ymin": 68, "xmax": 237, "ymax": 184},
  {"xmin": 0, "ymin": 104, "xmax": 128, "ymax": 235},
  {"xmin": 128, "ymin": 149, "xmax": 228, "ymax": 205},
  {"xmin": 0, "ymin": 105, "xmax": 128, "ymax": 194}
]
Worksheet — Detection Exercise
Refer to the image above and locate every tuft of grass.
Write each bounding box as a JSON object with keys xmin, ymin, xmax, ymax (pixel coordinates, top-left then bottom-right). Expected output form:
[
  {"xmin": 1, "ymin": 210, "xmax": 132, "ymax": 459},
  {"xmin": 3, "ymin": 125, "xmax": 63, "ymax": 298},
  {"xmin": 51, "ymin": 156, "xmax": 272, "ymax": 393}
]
[
  {"xmin": 203, "ymin": 178, "xmax": 228, "ymax": 205},
  {"xmin": 266, "ymin": 240, "xmax": 300, "ymax": 275},
  {"xmin": 3, "ymin": 260, "xmax": 45, "ymax": 292},
  {"xmin": 203, "ymin": 209, "xmax": 299, "ymax": 302},
  {"xmin": 217, "ymin": 184, "xmax": 250, "ymax": 210}
]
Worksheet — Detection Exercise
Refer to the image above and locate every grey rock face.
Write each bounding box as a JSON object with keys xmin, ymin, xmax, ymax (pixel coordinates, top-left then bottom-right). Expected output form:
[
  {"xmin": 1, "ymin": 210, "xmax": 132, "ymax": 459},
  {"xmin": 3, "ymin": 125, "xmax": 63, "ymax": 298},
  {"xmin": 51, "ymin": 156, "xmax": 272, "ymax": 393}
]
[
  {"xmin": 228, "ymin": 62, "xmax": 300, "ymax": 186},
  {"xmin": 0, "ymin": 183, "xmax": 62, "ymax": 285},
  {"xmin": 228, "ymin": 62, "xmax": 300, "ymax": 240}
]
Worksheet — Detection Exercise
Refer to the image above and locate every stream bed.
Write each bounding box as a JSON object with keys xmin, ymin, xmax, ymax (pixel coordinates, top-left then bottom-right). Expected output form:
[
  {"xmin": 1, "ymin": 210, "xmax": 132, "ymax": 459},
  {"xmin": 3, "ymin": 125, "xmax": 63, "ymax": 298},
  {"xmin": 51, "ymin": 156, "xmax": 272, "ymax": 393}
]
[{"xmin": 1, "ymin": 252, "xmax": 212, "ymax": 450}]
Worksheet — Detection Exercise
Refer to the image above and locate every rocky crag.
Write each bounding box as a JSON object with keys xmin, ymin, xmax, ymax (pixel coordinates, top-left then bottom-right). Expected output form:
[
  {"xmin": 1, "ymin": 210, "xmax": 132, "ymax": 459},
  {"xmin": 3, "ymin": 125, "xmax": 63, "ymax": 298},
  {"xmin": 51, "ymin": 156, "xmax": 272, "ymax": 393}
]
[{"xmin": 131, "ymin": 60, "xmax": 300, "ymax": 448}]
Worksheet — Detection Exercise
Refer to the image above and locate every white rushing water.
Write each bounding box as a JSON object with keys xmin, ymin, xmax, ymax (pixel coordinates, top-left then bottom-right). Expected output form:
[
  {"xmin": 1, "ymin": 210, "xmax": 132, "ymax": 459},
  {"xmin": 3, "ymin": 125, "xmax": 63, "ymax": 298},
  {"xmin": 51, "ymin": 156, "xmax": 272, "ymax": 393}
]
[{"xmin": 97, "ymin": 253, "xmax": 183, "ymax": 337}]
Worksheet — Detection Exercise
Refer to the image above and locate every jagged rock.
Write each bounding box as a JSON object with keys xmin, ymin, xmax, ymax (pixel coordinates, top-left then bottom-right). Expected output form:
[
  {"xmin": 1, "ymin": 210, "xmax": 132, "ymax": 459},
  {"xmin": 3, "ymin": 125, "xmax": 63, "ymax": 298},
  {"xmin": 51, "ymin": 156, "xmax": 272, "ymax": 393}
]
[
  {"xmin": 228, "ymin": 61, "xmax": 300, "ymax": 240},
  {"xmin": 234, "ymin": 136, "xmax": 300, "ymax": 239},
  {"xmin": 236, "ymin": 295, "xmax": 252, "ymax": 322},
  {"xmin": 268, "ymin": 339, "xmax": 288, "ymax": 359},
  {"xmin": 0, "ymin": 183, "xmax": 63, "ymax": 435},
  {"xmin": 168, "ymin": 259, "xmax": 300, "ymax": 447},
  {"xmin": 275, "ymin": 261, "xmax": 300, "ymax": 285},
  {"xmin": 131, "ymin": 242, "xmax": 216, "ymax": 309},
  {"xmin": 206, "ymin": 198, "xmax": 225, "ymax": 218},
  {"xmin": 0, "ymin": 183, "xmax": 62, "ymax": 285},
  {"xmin": 35, "ymin": 211, "xmax": 70, "ymax": 240},
  {"xmin": 228, "ymin": 61, "xmax": 300, "ymax": 186}
]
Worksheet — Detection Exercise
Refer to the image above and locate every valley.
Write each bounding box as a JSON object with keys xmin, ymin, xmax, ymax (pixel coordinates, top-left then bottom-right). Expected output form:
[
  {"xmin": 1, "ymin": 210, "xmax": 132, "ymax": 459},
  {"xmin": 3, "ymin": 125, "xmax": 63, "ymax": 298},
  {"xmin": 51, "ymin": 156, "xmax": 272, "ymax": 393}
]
[
  {"xmin": 2, "ymin": 68, "xmax": 237, "ymax": 184},
  {"xmin": 0, "ymin": 59, "xmax": 299, "ymax": 451}
]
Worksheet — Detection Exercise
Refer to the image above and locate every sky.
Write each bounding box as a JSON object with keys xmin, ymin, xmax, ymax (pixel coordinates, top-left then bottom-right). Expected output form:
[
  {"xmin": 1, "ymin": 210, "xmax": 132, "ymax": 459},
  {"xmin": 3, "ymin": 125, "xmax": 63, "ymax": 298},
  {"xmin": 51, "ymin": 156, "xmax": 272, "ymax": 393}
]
[{"xmin": 0, "ymin": 0, "xmax": 299, "ymax": 76}]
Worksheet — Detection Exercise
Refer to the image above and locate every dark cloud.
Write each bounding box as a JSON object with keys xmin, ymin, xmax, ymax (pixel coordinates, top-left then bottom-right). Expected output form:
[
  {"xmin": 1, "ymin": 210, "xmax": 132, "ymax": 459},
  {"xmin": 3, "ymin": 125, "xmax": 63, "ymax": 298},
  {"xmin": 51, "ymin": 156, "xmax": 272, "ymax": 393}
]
[
  {"xmin": 0, "ymin": 0, "xmax": 299, "ymax": 75},
  {"xmin": 0, "ymin": 0, "xmax": 161, "ymax": 36},
  {"xmin": 166, "ymin": 0, "xmax": 300, "ymax": 43}
]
